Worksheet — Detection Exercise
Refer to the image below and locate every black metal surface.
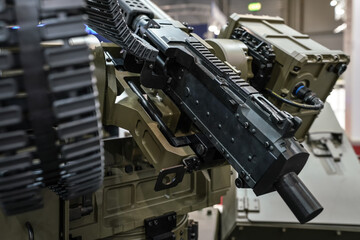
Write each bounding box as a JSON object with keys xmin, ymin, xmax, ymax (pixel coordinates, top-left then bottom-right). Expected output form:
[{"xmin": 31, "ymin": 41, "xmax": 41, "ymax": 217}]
[
  {"xmin": 188, "ymin": 133, "xmax": 225, "ymax": 169},
  {"xmin": 274, "ymin": 172, "xmax": 323, "ymax": 224},
  {"xmin": 231, "ymin": 27, "xmax": 275, "ymax": 91},
  {"xmin": 144, "ymin": 212, "xmax": 177, "ymax": 240},
  {"xmin": 154, "ymin": 165, "xmax": 185, "ymax": 191},
  {"xmin": 86, "ymin": 0, "xmax": 158, "ymax": 62},
  {"xmin": 145, "ymin": 24, "xmax": 307, "ymax": 194}
]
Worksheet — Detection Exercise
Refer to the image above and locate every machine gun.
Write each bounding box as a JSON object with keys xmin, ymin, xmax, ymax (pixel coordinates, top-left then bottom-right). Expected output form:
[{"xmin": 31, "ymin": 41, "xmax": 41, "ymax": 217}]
[
  {"xmin": 86, "ymin": 0, "xmax": 323, "ymax": 224},
  {"xmin": 1, "ymin": 0, "xmax": 350, "ymax": 239}
]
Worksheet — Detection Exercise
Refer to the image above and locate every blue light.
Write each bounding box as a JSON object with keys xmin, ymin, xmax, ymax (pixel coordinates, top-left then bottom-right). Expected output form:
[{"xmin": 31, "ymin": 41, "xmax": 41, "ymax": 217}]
[
  {"xmin": 11, "ymin": 24, "xmax": 45, "ymax": 29},
  {"xmin": 85, "ymin": 24, "xmax": 98, "ymax": 35}
]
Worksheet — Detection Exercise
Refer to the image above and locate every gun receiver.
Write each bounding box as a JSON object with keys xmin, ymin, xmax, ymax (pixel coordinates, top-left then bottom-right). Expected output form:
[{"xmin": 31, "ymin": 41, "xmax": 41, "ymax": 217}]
[{"xmin": 86, "ymin": 0, "xmax": 323, "ymax": 223}]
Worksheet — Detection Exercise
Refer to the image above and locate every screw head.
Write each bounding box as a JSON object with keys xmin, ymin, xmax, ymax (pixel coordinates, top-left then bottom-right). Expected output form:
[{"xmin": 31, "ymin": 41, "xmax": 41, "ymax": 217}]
[
  {"xmin": 235, "ymin": 178, "xmax": 244, "ymax": 188},
  {"xmin": 196, "ymin": 144, "xmax": 206, "ymax": 156}
]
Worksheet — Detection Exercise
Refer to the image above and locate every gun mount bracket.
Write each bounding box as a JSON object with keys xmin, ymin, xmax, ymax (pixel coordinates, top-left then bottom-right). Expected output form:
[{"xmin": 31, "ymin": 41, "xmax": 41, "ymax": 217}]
[
  {"xmin": 144, "ymin": 212, "xmax": 177, "ymax": 240},
  {"xmin": 154, "ymin": 165, "xmax": 185, "ymax": 191}
]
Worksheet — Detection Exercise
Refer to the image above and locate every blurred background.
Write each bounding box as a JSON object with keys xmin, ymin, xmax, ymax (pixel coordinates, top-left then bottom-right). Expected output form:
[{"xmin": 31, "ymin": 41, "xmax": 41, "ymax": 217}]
[{"xmin": 153, "ymin": 0, "xmax": 360, "ymax": 156}]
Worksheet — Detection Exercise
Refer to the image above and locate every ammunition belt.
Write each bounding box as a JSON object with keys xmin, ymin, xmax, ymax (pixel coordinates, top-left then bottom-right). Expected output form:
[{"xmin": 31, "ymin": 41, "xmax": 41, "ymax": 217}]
[
  {"xmin": 86, "ymin": 0, "xmax": 158, "ymax": 62},
  {"xmin": 0, "ymin": 0, "xmax": 103, "ymax": 215}
]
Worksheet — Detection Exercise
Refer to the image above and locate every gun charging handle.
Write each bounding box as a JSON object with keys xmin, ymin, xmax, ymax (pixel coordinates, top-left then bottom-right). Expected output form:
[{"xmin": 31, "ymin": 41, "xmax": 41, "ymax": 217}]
[{"xmin": 274, "ymin": 172, "xmax": 323, "ymax": 224}]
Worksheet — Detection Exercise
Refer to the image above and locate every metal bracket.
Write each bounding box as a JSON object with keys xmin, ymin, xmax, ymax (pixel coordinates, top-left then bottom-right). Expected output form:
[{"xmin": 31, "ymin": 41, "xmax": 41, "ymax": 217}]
[
  {"xmin": 308, "ymin": 132, "xmax": 343, "ymax": 162},
  {"xmin": 238, "ymin": 189, "xmax": 260, "ymax": 213},
  {"xmin": 154, "ymin": 165, "xmax": 185, "ymax": 191},
  {"xmin": 187, "ymin": 220, "xmax": 199, "ymax": 240},
  {"xmin": 144, "ymin": 212, "xmax": 177, "ymax": 240}
]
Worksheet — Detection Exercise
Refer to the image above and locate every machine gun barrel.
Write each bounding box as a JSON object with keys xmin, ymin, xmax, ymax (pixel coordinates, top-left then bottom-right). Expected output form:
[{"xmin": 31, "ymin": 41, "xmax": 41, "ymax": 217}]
[{"xmin": 275, "ymin": 172, "xmax": 323, "ymax": 224}]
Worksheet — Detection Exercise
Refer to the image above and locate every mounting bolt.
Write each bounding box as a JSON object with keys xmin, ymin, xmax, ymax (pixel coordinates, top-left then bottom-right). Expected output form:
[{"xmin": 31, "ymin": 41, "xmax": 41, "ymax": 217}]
[
  {"xmin": 218, "ymin": 124, "xmax": 222, "ymax": 129},
  {"xmin": 235, "ymin": 178, "xmax": 244, "ymax": 188},
  {"xmin": 265, "ymin": 141, "xmax": 270, "ymax": 148},
  {"xmin": 245, "ymin": 175, "xmax": 250, "ymax": 181},
  {"xmin": 231, "ymin": 138, "xmax": 235, "ymax": 143},
  {"xmin": 248, "ymin": 155, "xmax": 252, "ymax": 161},
  {"xmin": 149, "ymin": 64, "xmax": 154, "ymax": 69},
  {"xmin": 244, "ymin": 122, "xmax": 249, "ymax": 128},
  {"xmin": 196, "ymin": 144, "xmax": 206, "ymax": 156}
]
